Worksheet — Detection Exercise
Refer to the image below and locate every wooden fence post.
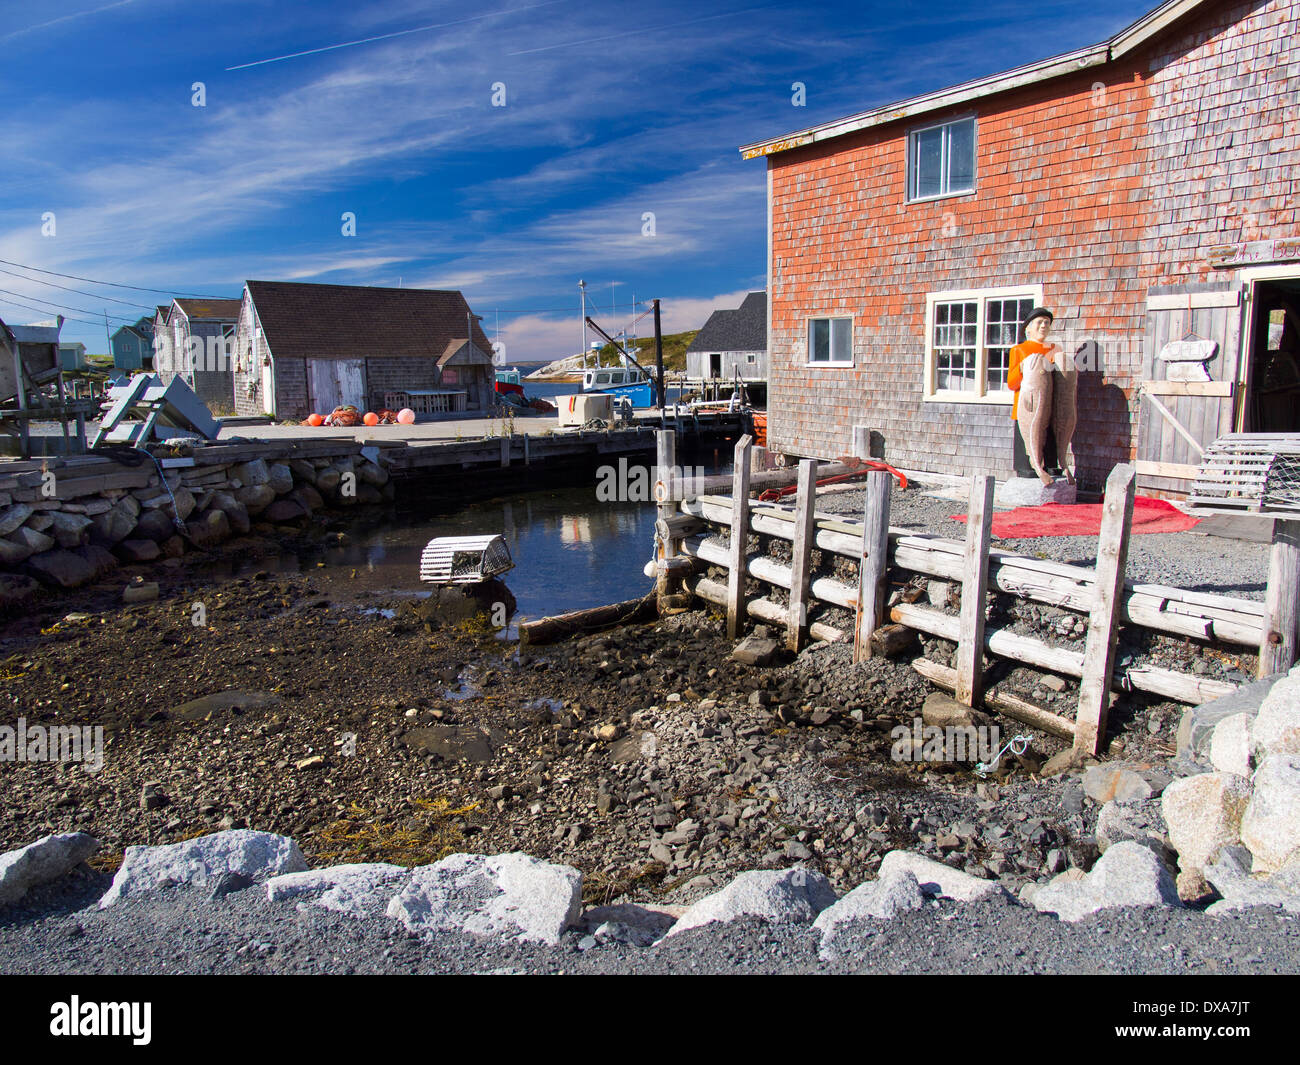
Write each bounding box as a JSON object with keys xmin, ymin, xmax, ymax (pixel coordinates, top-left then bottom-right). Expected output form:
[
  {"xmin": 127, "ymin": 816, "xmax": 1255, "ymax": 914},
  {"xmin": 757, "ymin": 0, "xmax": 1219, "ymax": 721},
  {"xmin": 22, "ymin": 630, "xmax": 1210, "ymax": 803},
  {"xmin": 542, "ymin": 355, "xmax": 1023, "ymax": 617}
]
[
  {"xmin": 955, "ymin": 474, "xmax": 995, "ymax": 706},
  {"xmin": 726, "ymin": 434, "xmax": 753, "ymax": 639},
  {"xmin": 853, "ymin": 470, "xmax": 893, "ymax": 662},
  {"xmin": 654, "ymin": 430, "xmax": 677, "ymax": 612},
  {"xmin": 786, "ymin": 459, "xmax": 817, "ymax": 652},
  {"xmin": 1075, "ymin": 464, "xmax": 1136, "ymax": 756},
  {"xmin": 1260, "ymin": 518, "xmax": 1300, "ymax": 677}
]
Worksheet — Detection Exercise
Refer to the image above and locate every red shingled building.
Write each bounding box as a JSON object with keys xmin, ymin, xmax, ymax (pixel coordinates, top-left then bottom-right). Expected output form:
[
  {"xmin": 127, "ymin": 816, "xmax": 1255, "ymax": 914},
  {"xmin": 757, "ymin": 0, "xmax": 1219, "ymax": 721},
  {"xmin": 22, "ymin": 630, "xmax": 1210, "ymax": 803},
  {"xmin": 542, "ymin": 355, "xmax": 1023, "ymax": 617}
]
[{"xmin": 742, "ymin": 0, "xmax": 1299, "ymax": 495}]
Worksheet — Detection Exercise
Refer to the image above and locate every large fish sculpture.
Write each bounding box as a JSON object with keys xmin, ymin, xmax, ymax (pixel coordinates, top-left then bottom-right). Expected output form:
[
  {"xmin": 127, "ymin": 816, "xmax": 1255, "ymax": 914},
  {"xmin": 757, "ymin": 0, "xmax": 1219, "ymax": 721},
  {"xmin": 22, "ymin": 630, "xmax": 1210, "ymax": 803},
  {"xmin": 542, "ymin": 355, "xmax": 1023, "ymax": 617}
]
[
  {"xmin": 1016, "ymin": 352, "xmax": 1055, "ymax": 485},
  {"xmin": 1051, "ymin": 349, "xmax": 1078, "ymax": 485}
]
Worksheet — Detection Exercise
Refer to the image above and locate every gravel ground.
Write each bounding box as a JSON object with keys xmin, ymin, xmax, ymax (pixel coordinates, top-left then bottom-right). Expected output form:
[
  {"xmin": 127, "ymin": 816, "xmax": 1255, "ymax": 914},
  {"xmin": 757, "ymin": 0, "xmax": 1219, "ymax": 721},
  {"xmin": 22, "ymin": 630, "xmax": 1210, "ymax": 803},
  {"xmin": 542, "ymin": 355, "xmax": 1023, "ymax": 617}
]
[
  {"xmin": 821, "ymin": 480, "xmax": 1270, "ymax": 600},
  {"xmin": 2, "ymin": 866, "xmax": 1298, "ymax": 975}
]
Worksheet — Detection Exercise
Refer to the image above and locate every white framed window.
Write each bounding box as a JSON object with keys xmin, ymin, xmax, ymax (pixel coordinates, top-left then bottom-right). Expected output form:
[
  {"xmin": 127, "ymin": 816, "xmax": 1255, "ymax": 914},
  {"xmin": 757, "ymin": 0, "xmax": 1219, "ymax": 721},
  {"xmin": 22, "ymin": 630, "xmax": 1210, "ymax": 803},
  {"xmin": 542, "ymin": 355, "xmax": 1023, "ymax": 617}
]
[
  {"xmin": 923, "ymin": 287, "xmax": 1040, "ymax": 403},
  {"xmin": 807, "ymin": 316, "xmax": 853, "ymax": 366},
  {"xmin": 907, "ymin": 116, "xmax": 976, "ymax": 202}
]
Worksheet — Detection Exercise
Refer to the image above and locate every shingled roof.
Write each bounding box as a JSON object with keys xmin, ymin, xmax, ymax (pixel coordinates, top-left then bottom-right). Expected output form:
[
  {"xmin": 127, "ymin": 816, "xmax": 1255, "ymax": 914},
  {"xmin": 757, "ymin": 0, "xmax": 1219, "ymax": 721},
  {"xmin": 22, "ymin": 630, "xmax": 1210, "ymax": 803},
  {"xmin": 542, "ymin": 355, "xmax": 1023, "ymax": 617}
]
[
  {"xmin": 245, "ymin": 281, "xmax": 492, "ymax": 361},
  {"xmin": 686, "ymin": 291, "xmax": 766, "ymax": 354},
  {"xmin": 174, "ymin": 298, "xmax": 242, "ymax": 321}
]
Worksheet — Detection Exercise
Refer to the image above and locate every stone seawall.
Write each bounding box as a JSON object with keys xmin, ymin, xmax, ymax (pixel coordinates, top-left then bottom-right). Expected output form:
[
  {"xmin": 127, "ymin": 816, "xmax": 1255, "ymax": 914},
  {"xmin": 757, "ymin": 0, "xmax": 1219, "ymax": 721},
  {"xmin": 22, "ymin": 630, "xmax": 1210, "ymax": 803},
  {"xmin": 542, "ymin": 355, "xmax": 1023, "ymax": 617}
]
[{"xmin": 0, "ymin": 439, "xmax": 393, "ymax": 601}]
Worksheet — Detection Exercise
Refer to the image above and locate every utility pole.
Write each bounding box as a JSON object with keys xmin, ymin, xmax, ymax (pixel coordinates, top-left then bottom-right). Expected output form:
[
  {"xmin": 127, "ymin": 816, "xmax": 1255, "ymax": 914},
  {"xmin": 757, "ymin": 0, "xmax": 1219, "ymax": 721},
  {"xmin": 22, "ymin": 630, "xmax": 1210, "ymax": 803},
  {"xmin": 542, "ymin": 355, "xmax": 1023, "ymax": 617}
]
[
  {"xmin": 578, "ymin": 279, "xmax": 588, "ymax": 370},
  {"xmin": 652, "ymin": 298, "xmax": 665, "ymax": 410}
]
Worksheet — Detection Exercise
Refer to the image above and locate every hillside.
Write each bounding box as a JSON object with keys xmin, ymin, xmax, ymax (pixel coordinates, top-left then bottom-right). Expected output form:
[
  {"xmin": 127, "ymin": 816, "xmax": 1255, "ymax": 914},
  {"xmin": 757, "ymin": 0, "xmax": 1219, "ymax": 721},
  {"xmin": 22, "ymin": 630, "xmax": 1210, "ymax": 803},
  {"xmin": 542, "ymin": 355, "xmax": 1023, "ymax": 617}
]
[{"xmin": 594, "ymin": 330, "xmax": 698, "ymax": 372}]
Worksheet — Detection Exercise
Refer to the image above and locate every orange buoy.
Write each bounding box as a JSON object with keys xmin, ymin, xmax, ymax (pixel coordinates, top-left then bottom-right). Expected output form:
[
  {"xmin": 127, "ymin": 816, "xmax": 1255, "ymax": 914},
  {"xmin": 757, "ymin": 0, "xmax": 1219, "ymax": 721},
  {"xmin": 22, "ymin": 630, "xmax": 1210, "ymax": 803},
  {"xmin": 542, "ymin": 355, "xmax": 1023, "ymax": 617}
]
[
  {"xmin": 306, "ymin": 413, "xmax": 324, "ymax": 426},
  {"xmin": 363, "ymin": 411, "xmax": 379, "ymax": 426}
]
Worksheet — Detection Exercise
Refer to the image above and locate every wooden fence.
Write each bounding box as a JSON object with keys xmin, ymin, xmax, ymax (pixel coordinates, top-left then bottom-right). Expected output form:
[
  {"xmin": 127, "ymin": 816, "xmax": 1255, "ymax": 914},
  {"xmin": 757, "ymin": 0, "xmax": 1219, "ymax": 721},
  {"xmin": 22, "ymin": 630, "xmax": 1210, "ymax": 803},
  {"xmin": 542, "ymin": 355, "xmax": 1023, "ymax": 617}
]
[{"xmin": 653, "ymin": 432, "xmax": 1300, "ymax": 757}]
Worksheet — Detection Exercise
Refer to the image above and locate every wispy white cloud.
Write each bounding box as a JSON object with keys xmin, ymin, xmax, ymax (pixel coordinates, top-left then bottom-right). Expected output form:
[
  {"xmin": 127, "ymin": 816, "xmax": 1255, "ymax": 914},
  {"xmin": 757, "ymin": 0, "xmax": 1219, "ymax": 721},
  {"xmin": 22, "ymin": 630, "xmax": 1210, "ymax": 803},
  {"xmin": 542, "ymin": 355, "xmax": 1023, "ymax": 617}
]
[{"xmin": 0, "ymin": 0, "xmax": 138, "ymax": 44}]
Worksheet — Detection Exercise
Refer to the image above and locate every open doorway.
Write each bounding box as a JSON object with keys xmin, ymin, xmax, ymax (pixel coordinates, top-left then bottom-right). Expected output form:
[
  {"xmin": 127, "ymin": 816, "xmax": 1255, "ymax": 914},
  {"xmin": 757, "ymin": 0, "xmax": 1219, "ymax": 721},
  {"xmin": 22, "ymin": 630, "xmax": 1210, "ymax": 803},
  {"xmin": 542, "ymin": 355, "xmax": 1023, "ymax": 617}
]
[{"xmin": 1244, "ymin": 277, "xmax": 1300, "ymax": 432}]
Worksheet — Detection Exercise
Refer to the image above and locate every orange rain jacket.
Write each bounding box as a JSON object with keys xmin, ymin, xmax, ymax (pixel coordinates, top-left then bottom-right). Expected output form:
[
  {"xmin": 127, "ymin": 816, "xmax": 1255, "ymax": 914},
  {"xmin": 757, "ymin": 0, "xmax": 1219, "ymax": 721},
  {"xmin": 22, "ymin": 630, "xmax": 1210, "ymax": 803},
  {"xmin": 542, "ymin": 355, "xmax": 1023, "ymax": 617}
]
[{"xmin": 1006, "ymin": 340, "xmax": 1056, "ymax": 420}]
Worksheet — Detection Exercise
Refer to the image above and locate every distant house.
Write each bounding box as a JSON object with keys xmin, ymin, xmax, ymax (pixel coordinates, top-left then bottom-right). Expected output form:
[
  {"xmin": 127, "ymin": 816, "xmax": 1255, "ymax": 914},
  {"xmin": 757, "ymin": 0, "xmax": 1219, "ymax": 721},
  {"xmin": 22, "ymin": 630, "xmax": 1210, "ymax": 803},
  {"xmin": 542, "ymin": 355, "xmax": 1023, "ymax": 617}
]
[
  {"xmin": 229, "ymin": 281, "xmax": 495, "ymax": 420},
  {"xmin": 57, "ymin": 341, "xmax": 86, "ymax": 371},
  {"xmin": 155, "ymin": 297, "xmax": 241, "ymax": 407},
  {"xmin": 742, "ymin": 0, "xmax": 1300, "ymax": 495},
  {"xmin": 110, "ymin": 317, "xmax": 155, "ymax": 371},
  {"xmin": 686, "ymin": 292, "xmax": 768, "ymax": 383}
]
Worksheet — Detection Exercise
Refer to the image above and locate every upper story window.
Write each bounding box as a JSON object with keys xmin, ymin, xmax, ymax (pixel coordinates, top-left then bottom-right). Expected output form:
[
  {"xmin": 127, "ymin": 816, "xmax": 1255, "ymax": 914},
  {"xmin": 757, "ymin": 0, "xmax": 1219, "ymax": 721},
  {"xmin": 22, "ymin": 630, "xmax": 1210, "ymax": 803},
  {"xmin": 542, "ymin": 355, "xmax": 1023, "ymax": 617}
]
[
  {"xmin": 807, "ymin": 316, "xmax": 852, "ymax": 366},
  {"xmin": 923, "ymin": 287, "xmax": 1039, "ymax": 402},
  {"xmin": 907, "ymin": 116, "xmax": 976, "ymax": 202}
]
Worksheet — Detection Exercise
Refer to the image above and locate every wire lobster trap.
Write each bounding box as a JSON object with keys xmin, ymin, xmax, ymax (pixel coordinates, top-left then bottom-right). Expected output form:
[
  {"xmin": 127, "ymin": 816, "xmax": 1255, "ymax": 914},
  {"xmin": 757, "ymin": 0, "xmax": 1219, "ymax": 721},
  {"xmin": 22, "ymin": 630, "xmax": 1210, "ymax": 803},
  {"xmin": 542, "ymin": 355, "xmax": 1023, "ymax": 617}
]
[
  {"xmin": 1190, "ymin": 434, "xmax": 1300, "ymax": 512},
  {"xmin": 419, "ymin": 534, "xmax": 514, "ymax": 584}
]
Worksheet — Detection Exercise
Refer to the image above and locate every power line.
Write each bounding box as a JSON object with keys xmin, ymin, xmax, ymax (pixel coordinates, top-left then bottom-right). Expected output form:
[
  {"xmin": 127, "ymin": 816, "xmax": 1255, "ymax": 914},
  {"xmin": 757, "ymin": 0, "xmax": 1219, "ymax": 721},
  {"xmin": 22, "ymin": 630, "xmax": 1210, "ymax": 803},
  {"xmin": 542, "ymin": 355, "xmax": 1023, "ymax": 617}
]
[
  {"xmin": 0, "ymin": 296, "xmax": 107, "ymax": 328},
  {"xmin": 0, "ymin": 258, "xmax": 229, "ymax": 299},
  {"xmin": 0, "ymin": 266, "xmax": 157, "ymax": 312},
  {"xmin": 0, "ymin": 286, "xmax": 137, "ymax": 323}
]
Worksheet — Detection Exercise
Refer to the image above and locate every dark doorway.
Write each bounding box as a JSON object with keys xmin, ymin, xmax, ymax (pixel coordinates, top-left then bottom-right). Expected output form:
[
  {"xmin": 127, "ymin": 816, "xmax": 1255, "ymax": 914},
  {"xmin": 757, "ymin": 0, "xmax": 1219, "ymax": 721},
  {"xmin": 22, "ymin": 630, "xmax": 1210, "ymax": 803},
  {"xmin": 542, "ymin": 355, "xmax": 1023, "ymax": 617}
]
[
  {"xmin": 708, "ymin": 352, "xmax": 722, "ymax": 379},
  {"xmin": 1246, "ymin": 278, "xmax": 1300, "ymax": 432}
]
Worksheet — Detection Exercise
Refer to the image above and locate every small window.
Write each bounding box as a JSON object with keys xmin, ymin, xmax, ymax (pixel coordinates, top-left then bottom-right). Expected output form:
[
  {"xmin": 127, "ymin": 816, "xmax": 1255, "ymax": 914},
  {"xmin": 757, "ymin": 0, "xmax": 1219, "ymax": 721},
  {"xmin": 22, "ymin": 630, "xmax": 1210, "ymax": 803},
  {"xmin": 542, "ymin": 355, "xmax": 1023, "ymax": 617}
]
[
  {"xmin": 924, "ymin": 288, "xmax": 1038, "ymax": 401},
  {"xmin": 907, "ymin": 117, "xmax": 976, "ymax": 201},
  {"xmin": 807, "ymin": 317, "xmax": 852, "ymax": 366},
  {"xmin": 746, "ymin": 353, "xmax": 757, "ymax": 364}
]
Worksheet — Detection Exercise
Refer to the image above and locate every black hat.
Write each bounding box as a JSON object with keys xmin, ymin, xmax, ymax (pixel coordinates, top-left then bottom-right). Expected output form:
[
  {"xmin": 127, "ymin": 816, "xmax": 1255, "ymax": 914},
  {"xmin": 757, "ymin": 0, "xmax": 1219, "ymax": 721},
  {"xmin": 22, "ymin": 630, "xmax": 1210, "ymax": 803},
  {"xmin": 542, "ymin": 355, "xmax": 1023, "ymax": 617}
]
[{"xmin": 1023, "ymin": 306, "xmax": 1054, "ymax": 328}]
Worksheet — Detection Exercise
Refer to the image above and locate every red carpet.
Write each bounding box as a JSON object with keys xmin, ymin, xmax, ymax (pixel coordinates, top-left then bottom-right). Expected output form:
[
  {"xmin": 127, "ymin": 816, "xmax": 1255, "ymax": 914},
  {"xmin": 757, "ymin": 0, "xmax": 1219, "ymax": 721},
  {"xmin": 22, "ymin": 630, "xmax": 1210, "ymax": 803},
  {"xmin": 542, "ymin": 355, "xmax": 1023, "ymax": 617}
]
[{"xmin": 951, "ymin": 497, "xmax": 1200, "ymax": 538}]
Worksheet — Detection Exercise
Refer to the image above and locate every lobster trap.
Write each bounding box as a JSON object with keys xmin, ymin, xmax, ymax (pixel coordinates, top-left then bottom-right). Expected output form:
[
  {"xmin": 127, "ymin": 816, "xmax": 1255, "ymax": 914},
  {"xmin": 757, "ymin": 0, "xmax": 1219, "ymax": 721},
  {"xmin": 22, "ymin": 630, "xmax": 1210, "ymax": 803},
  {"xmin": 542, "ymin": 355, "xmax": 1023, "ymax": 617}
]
[{"xmin": 419, "ymin": 534, "xmax": 514, "ymax": 584}]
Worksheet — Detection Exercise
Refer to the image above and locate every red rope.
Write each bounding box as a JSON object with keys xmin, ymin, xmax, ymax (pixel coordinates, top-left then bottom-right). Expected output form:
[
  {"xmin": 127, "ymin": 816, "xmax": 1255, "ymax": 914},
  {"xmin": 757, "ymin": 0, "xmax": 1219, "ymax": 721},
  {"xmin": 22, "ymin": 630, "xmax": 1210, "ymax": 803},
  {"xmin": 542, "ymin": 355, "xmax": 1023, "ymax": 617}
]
[{"xmin": 756, "ymin": 458, "xmax": 907, "ymax": 502}]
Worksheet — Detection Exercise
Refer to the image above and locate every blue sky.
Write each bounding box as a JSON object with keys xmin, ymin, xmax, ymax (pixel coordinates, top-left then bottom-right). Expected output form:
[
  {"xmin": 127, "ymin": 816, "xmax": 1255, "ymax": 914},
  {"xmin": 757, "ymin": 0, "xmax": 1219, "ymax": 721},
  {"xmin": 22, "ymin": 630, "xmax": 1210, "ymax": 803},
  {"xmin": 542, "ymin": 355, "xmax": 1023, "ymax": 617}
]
[{"xmin": 1, "ymin": 0, "xmax": 1158, "ymax": 362}]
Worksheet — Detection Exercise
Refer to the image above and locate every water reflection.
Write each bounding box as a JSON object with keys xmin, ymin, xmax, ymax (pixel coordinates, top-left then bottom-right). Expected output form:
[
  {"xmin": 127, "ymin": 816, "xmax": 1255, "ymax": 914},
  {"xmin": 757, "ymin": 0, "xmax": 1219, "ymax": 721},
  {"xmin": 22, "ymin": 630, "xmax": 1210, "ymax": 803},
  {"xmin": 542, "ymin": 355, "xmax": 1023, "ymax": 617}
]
[{"xmin": 195, "ymin": 454, "xmax": 726, "ymax": 623}]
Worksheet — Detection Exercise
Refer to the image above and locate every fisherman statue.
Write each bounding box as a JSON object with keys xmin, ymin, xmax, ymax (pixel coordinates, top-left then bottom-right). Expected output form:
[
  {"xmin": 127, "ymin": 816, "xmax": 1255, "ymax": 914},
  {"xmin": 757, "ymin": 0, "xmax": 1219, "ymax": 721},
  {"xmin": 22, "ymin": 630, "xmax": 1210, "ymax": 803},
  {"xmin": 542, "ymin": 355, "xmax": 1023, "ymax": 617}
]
[{"xmin": 1008, "ymin": 306, "xmax": 1077, "ymax": 498}]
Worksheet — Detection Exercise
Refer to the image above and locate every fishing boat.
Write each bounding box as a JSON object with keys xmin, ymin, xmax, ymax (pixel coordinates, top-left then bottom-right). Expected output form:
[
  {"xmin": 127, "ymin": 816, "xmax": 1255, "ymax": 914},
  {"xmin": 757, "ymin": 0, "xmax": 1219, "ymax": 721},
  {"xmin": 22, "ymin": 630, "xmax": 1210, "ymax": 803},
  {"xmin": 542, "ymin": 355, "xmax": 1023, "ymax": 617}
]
[
  {"xmin": 494, "ymin": 367, "xmax": 525, "ymax": 397},
  {"xmin": 579, "ymin": 362, "xmax": 654, "ymax": 408}
]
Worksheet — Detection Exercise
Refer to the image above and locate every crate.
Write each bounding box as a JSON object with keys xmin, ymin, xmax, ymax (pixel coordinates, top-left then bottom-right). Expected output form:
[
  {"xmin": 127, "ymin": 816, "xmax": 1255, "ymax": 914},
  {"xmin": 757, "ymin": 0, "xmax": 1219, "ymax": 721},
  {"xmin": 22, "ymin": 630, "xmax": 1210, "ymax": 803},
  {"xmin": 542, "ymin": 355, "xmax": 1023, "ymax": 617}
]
[{"xmin": 419, "ymin": 534, "xmax": 514, "ymax": 584}]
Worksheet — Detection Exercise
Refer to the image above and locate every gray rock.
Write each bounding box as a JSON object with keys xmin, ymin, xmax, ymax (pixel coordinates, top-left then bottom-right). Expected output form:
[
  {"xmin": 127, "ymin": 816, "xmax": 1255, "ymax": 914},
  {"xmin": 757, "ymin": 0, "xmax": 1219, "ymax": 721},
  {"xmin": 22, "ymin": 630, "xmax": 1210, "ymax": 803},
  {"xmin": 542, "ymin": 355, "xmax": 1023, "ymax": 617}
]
[
  {"xmin": 1210, "ymin": 712, "xmax": 1255, "ymax": 777},
  {"xmin": 1176, "ymin": 675, "xmax": 1279, "ymax": 773},
  {"xmin": 400, "ymin": 725, "xmax": 495, "ymax": 762},
  {"xmin": 207, "ymin": 871, "xmax": 255, "ymax": 900},
  {"xmin": 26, "ymin": 549, "xmax": 98, "ymax": 588},
  {"xmin": 234, "ymin": 484, "xmax": 276, "ymax": 515},
  {"xmin": 0, "ymin": 832, "xmax": 100, "ymax": 906},
  {"xmin": 116, "ymin": 539, "xmax": 161, "ymax": 563},
  {"xmin": 264, "ymin": 499, "xmax": 307, "ymax": 523},
  {"xmin": 1096, "ymin": 798, "xmax": 1172, "ymax": 862},
  {"xmin": 386, "ymin": 852, "xmax": 582, "ymax": 946},
  {"xmin": 99, "ymin": 829, "xmax": 307, "ymax": 907},
  {"xmin": 1252, "ymin": 671, "xmax": 1300, "ymax": 761},
  {"xmin": 813, "ymin": 867, "xmax": 925, "ymax": 955},
  {"xmin": 732, "ymin": 636, "xmax": 778, "ymax": 667},
  {"xmin": 877, "ymin": 850, "xmax": 1005, "ymax": 901},
  {"xmin": 666, "ymin": 867, "xmax": 836, "ymax": 937},
  {"xmin": 1240, "ymin": 754, "xmax": 1300, "ymax": 874},
  {"xmin": 47, "ymin": 511, "xmax": 92, "ymax": 548},
  {"xmin": 581, "ymin": 903, "xmax": 677, "ymax": 947},
  {"xmin": 1082, "ymin": 762, "xmax": 1169, "ymax": 803},
  {"xmin": 131, "ymin": 509, "xmax": 176, "ymax": 543},
  {"xmin": 91, "ymin": 502, "xmax": 135, "ymax": 544},
  {"xmin": 0, "ymin": 503, "xmax": 33, "ymax": 537},
  {"xmin": 9, "ymin": 525, "xmax": 55, "ymax": 556},
  {"xmin": 267, "ymin": 863, "xmax": 409, "ymax": 916},
  {"xmin": 267, "ymin": 463, "xmax": 294, "ymax": 495},
  {"xmin": 232, "ymin": 459, "xmax": 270, "ymax": 487},
  {"xmin": 357, "ymin": 460, "xmax": 389, "ymax": 487},
  {"xmin": 1031, "ymin": 841, "xmax": 1181, "ymax": 922},
  {"xmin": 1161, "ymin": 772, "xmax": 1252, "ymax": 875}
]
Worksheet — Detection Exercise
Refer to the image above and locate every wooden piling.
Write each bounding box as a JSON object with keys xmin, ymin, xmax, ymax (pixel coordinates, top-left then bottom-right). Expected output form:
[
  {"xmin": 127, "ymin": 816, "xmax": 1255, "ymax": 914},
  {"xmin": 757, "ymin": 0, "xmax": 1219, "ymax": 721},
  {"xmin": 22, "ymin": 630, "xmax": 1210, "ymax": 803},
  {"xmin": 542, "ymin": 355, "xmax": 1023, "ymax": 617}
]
[
  {"xmin": 955, "ymin": 474, "xmax": 995, "ymax": 707},
  {"xmin": 1259, "ymin": 518, "xmax": 1300, "ymax": 678},
  {"xmin": 1074, "ymin": 464, "xmax": 1137, "ymax": 756},
  {"xmin": 853, "ymin": 470, "xmax": 893, "ymax": 662},
  {"xmin": 786, "ymin": 459, "xmax": 817, "ymax": 652},
  {"xmin": 655, "ymin": 430, "xmax": 677, "ymax": 613},
  {"xmin": 726, "ymin": 434, "xmax": 753, "ymax": 638}
]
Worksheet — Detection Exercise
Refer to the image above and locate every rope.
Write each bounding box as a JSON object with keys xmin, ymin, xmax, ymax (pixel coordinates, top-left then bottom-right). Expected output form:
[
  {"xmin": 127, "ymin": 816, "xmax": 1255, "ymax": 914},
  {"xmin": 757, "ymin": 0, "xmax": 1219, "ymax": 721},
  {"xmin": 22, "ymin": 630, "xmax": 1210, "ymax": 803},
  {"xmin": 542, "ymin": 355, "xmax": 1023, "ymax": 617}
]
[
  {"xmin": 975, "ymin": 734, "xmax": 1031, "ymax": 778},
  {"xmin": 92, "ymin": 443, "xmax": 187, "ymax": 533}
]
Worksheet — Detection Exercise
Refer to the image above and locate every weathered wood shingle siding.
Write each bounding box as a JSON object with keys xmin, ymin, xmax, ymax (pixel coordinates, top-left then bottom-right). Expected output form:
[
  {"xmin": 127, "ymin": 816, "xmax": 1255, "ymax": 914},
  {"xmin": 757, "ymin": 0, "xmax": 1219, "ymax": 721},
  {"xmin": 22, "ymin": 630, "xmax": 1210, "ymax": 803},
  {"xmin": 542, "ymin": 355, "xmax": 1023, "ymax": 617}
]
[{"xmin": 766, "ymin": 0, "xmax": 1298, "ymax": 491}]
